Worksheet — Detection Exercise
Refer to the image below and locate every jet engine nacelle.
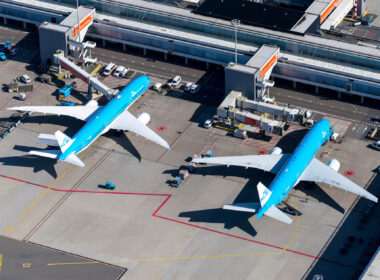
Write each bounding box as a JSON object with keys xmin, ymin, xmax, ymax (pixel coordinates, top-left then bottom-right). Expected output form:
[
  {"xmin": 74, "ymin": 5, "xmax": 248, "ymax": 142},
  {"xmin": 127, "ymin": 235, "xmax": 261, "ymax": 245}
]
[
  {"xmin": 269, "ymin": 147, "xmax": 282, "ymax": 155},
  {"xmin": 327, "ymin": 159, "xmax": 340, "ymax": 172},
  {"xmin": 86, "ymin": 100, "xmax": 98, "ymax": 107},
  {"xmin": 137, "ymin": 112, "xmax": 150, "ymax": 125}
]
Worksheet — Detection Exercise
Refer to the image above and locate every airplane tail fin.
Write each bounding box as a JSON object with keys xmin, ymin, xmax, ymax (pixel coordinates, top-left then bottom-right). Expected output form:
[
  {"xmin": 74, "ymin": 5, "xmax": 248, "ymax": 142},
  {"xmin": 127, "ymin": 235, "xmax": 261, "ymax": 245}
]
[
  {"xmin": 54, "ymin": 130, "xmax": 84, "ymax": 167},
  {"xmin": 257, "ymin": 182, "xmax": 272, "ymax": 207},
  {"xmin": 55, "ymin": 130, "xmax": 73, "ymax": 153}
]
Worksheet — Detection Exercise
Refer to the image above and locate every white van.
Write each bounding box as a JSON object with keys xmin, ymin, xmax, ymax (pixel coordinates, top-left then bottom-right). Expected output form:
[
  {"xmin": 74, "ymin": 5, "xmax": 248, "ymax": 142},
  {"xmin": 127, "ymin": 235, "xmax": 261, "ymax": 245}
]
[{"xmin": 103, "ymin": 62, "xmax": 116, "ymax": 76}]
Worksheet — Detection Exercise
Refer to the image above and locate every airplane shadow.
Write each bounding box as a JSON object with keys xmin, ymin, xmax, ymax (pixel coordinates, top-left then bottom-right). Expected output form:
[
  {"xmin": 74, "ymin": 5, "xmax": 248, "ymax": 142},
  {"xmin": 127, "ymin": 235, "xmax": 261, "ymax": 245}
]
[
  {"xmin": 106, "ymin": 131, "xmax": 141, "ymax": 162},
  {"xmin": 295, "ymin": 182, "xmax": 345, "ymax": 214},
  {"xmin": 177, "ymin": 166, "xmax": 276, "ymax": 237},
  {"xmin": 0, "ymin": 152, "xmax": 58, "ymax": 178}
]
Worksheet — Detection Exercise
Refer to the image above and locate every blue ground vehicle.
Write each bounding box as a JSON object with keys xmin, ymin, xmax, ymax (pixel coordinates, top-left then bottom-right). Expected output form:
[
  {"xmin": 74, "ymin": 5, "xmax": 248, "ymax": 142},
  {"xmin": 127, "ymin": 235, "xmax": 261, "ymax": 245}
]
[{"xmin": 58, "ymin": 85, "xmax": 73, "ymax": 101}]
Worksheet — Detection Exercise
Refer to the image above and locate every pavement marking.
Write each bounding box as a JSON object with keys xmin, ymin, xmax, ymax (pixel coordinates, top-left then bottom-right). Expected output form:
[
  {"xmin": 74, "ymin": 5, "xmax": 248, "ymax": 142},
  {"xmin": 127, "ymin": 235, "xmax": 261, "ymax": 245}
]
[
  {"xmin": 15, "ymin": 165, "xmax": 74, "ymax": 223},
  {"xmin": 0, "ymin": 254, "xmax": 2, "ymax": 272},
  {"xmin": 6, "ymin": 144, "xmax": 95, "ymax": 230},
  {"xmin": 0, "ymin": 175, "xmax": 353, "ymax": 269},
  {"xmin": 47, "ymin": 196, "xmax": 300, "ymax": 266},
  {"xmin": 4, "ymin": 227, "xmax": 14, "ymax": 233},
  {"xmin": 22, "ymin": 263, "xmax": 31, "ymax": 268}
]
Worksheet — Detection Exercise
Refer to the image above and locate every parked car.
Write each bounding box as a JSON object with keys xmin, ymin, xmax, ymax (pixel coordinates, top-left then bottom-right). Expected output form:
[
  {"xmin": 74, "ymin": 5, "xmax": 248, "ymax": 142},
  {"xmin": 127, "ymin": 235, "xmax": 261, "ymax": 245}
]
[
  {"xmin": 121, "ymin": 67, "xmax": 129, "ymax": 78},
  {"xmin": 370, "ymin": 141, "xmax": 380, "ymax": 151},
  {"xmin": 184, "ymin": 82, "xmax": 193, "ymax": 92},
  {"xmin": 20, "ymin": 74, "xmax": 31, "ymax": 83},
  {"xmin": 102, "ymin": 62, "xmax": 116, "ymax": 76},
  {"xmin": 190, "ymin": 84, "xmax": 201, "ymax": 94},
  {"xmin": 113, "ymin": 65, "xmax": 125, "ymax": 77},
  {"xmin": 167, "ymin": 75, "xmax": 181, "ymax": 88}
]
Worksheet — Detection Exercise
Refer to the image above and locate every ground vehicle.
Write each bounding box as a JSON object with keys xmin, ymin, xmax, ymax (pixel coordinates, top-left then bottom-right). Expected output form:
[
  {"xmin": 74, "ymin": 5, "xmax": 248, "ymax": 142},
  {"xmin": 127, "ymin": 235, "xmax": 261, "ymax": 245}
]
[
  {"xmin": 167, "ymin": 75, "xmax": 181, "ymax": 88},
  {"xmin": 58, "ymin": 84, "xmax": 73, "ymax": 101},
  {"xmin": 184, "ymin": 82, "xmax": 193, "ymax": 92},
  {"xmin": 9, "ymin": 47, "xmax": 19, "ymax": 56},
  {"xmin": 121, "ymin": 68, "xmax": 129, "ymax": 78},
  {"xmin": 113, "ymin": 65, "xmax": 125, "ymax": 77},
  {"xmin": 102, "ymin": 62, "xmax": 116, "ymax": 76},
  {"xmin": 154, "ymin": 83, "xmax": 162, "ymax": 91},
  {"xmin": 58, "ymin": 101, "xmax": 75, "ymax": 106},
  {"xmin": 20, "ymin": 74, "xmax": 31, "ymax": 83},
  {"xmin": 371, "ymin": 117, "xmax": 380, "ymax": 123},
  {"xmin": 38, "ymin": 74, "xmax": 51, "ymax": 84},
  {"xmin": 370, "ymin": 141, "xmax": 380, "ymax": 151},
  {"xmin": 366, "ymin": 127, "xmax": 380, "ymax": 141},
  {"xmin": 101, "ymin": 181, "xmax": 115, "ymax": 190},
  {"xmin": 190, "ymin": 84, "xmax": 201, "ymax": 94},
  {"xmin": 0, "ymin": 52, "xmax": 6, "ymax": 61},
  {"xmin": 204, "ymin": 119, "xmax": 212, "ymax": 129}
]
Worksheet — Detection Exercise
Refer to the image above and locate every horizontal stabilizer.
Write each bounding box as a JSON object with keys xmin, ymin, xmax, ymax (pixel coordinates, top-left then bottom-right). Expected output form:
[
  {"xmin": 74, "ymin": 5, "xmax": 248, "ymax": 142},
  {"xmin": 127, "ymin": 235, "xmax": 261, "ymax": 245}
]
[
  {"xmin": 64, "ymin": 153, "xmax": 84, "ymax": 168},
  {"xmin": 29, "ymin": 150, "xmax": 60, "ymax": 159},
  {"xmin": 264, "ymin": 205, "xmax": 293, "ymax": 224},
  {"xmin": 38, "ymin": 134, "xmax": 59, "ymax": 146},
  {"xmin": 223, "ymin": 202, "xmax": 259, "ymax": 213}
]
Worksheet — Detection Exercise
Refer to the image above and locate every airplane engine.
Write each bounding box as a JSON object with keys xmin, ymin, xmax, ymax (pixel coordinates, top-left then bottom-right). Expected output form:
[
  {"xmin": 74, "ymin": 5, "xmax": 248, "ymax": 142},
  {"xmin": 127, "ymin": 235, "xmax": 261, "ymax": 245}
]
[
  {"xmin": 327, "ymin": 159, "xmax": 340, "ymax": 172},
  {"xmin": 137, "ymin": 112, "xmax": 150, "ymax": 125},
  {"xmin": 86, "ymin": 100, "xmax": 98, "ymax": 107},
  {"xmin": 269, "ymin": 147, "xmax": 282, "ymax": 155}
]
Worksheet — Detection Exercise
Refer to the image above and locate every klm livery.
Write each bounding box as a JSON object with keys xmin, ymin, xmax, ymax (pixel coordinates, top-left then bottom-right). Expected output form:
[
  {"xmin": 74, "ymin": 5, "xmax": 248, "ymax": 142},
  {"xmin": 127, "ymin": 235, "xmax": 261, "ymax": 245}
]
[
  {"xmin": 9, "ymin": 76, "xmax": 169, "ymax": 167},
  {"xmin": 193, "ymin": 119, "xmax": 377, "ymax": 224}
]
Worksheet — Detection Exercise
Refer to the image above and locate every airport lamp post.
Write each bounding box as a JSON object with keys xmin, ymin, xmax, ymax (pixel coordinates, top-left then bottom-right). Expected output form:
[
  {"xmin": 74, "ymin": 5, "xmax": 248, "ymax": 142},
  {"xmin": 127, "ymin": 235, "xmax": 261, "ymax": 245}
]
[
  {"xmin": 76, "ymin": 0, "xmax": 81, "ymax": 42},
  {"xmin": 231, "ymin": 19, "xmax": 240, "ymax": 64}
]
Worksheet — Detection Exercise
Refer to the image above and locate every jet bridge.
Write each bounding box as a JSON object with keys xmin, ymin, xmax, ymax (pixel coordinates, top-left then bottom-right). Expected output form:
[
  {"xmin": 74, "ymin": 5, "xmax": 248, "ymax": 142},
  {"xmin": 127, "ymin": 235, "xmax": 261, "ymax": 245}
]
[
  {"xmin": 225, "ymin": 45, "xmax": 278, "ymax": 101},
  {"xmin": 57, "ymin": 55, "xmax": 117, "ymax": 100}
]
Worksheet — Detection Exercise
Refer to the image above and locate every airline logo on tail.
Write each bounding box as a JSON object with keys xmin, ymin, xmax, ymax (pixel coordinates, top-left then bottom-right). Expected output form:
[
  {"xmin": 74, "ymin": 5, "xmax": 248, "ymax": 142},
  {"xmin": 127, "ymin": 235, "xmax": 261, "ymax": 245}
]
[{"xmin": 258, "ymin": 182, "xmax": 272, "ymax": 207}]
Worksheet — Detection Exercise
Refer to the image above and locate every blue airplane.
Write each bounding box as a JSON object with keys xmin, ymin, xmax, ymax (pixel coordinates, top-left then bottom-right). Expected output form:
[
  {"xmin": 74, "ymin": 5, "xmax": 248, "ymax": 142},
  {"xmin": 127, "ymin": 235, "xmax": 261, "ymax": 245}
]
[
  {"xmin": 8, "ymin": 75, "xmax": 169, "ymax": 167},
  {"xmin": 192, "ymin": 119, "xmax": 377, "ymax": 224}
]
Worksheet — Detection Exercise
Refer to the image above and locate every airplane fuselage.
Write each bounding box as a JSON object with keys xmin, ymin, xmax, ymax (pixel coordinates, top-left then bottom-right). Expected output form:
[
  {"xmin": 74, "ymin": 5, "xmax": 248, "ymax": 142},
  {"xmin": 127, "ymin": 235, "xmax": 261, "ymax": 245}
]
[
  {"xmin": 257, "ymin": 119, "xmax": 334, "ymax": 218},
  {"xmin": 58, "ymin": 75, "xmax": 150, "ymax": 161}
]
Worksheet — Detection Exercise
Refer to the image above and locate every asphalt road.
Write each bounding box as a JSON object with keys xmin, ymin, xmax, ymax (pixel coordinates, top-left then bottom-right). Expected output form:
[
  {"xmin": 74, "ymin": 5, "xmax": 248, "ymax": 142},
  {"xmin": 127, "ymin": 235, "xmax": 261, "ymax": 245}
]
[{"xmin": 0, "ymin": 236, "xmax": 125, "ymax": 280}]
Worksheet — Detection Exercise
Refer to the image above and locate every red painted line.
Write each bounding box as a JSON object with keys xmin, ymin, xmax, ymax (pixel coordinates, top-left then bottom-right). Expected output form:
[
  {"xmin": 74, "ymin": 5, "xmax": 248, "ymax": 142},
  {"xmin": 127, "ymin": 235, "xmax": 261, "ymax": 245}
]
[{"xmin": 0, "ymin": 174, "xmax": 355, "ymax": 269}]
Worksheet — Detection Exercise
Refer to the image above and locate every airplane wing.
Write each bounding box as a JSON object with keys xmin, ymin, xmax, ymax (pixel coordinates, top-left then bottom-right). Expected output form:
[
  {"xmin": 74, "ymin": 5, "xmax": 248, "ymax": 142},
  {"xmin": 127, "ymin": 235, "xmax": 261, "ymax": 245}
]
[
  {"xmin": 7, "ymin": 106, "xmax": 100, "ymax": 121},
  {"xmin": 301, "ymin": 158, "xmax": 378, "ymax": 202},
  {"xmin": 192, "ymin": 154, "xmax": 290, "ymax": 174},
  {"xmin": 110, "ymin": 110, "xmax": 170, "ymax": 150}
]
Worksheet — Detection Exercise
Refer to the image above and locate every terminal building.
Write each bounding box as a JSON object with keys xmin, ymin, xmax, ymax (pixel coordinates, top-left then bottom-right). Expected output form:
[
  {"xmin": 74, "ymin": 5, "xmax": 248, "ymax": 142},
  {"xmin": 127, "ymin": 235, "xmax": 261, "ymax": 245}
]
[{"xmin": 0, "ymin": 0, "xmax": 380, "ymax": 104}]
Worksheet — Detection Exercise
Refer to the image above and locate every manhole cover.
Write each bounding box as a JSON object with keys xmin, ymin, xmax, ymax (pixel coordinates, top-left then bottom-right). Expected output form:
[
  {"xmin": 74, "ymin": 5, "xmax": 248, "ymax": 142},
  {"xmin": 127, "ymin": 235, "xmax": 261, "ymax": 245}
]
[
  {"xmin": 344, "ymin": 170, "xmax": 355, "ymax": 176},
  {"xmin": 157, "ymin": 125, "xmax": 167, "ymax": 132}
]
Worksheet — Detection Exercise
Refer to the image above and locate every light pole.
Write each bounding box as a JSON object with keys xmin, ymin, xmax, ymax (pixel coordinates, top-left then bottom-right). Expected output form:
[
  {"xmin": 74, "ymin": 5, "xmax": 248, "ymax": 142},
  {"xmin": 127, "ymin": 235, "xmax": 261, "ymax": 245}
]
[
  {"xmin": 76, "ymin": 0, "xmax": 81, "ymax": 42},
  {"xmin": 231, "ymin": 19, "xmax": 240, "ymax": 64}
]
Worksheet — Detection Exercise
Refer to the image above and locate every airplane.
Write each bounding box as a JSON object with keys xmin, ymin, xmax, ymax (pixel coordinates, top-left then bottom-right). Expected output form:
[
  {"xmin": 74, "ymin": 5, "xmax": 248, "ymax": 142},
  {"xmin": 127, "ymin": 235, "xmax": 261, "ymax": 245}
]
[
  {"xmin": 192, "ymin": 119, "xmax": 377, "ymax": 224},
  {"xmin": 8, "ymin": 75, "xmax": 169, "ymax": 167}
]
